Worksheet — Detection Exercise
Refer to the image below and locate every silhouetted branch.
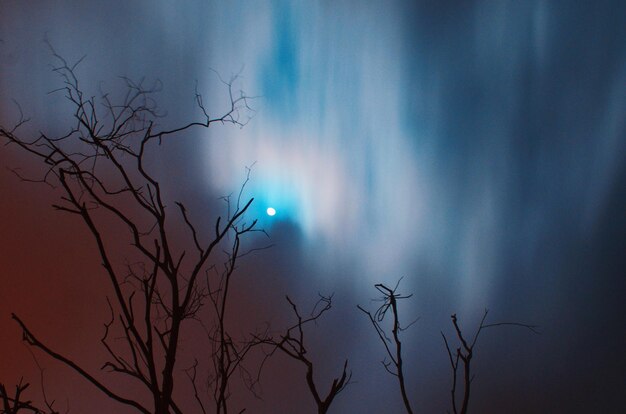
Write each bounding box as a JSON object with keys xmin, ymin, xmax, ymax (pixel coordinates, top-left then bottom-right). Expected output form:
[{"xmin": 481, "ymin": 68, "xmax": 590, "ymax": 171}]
[
  {"xmin": 203, "ymin": 178, "xmax": 268, "ymax": 414},
  {"xmin": 441, "ymin": 309, "xmax": 539, "ymax": 414},
  {"xmin": 12, "ymin": 314, "xmax": 150, "ymax": 414},
  {"xmin": 259, "ymin": 294, "xmax": 351, "ymax": 414},
  {"xmin": 2, "ymin": 47, "xmax": 258, "ymax": 414},
  {"xmin": 27, "ymin": 349, "xmax": 66, "ymax": 414},
  {"xmin": 358, "ymin": 280, "xmax": 415, "ymax": 414},
  {"xmin": 0, "ymin": 378, "xmax": 59, "ymax": 414}
]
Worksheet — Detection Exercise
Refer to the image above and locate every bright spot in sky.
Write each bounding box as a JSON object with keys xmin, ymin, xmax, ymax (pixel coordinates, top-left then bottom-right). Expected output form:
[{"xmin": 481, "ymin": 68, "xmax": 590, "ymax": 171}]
[{"xmin": 266, "ymin": 207, "xmax": 276, "ymax": 216}]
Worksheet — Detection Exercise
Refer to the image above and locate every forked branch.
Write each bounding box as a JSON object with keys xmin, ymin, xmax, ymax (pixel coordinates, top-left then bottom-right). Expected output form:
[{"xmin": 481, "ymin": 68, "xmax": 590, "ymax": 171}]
[
  {"xmin": 0, "ymin": 378, "xmax": 58, "ymax": 414},
  {"xmin": 260, "ymin": 295, "xmax": 351, "ymax": 414},
  {"xmin": 441, "ymin": 310, "xmax": 539, "ymax": 414},
  {"xmin": 2, "ymin": 46, "xmax": 257, "ymax": 414},
  {"xmin": 358, "ymin": 280, "xmax": 415, "ymax": 414}
]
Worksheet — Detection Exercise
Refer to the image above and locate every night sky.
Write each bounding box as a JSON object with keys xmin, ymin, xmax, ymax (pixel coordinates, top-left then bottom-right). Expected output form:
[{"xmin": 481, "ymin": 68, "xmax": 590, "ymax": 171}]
[{"xmin": 1, "ymin": 1, "xmax": 625, "ymax": 413}]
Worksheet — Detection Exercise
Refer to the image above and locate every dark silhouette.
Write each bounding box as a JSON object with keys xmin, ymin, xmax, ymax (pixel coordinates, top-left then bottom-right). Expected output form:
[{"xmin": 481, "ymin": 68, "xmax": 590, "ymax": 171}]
[
  {"xmin": 1, "ymin": 43, "xmax": 260, "ymax": 414},
  {"xmin": 0, "ymin": 379, "xmax": 58, "ymax": 414},
  {"xmin": 358, "ymin": 280, "xmax": 538, "ymax": 414},
  {"xmin": 358, "ymin": 281, "xmax": 416, "ymax": 414},
  {"xmin": 441, "ymin": 311, "xmax": 539, "ymax": 414},
  {"xmin": 258, "ymin": 295, "xmax": 351, "ymax": 414},
  {"xmin": 1, "ymin": 46, "xmax": 537, "ymax": 414}
]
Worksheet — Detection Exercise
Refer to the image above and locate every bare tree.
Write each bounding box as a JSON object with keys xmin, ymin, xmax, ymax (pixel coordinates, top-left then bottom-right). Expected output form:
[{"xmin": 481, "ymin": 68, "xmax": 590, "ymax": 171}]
[
  {"xmin": 259, "ymin": 295, "xmax": 351, "ymax": 414},
  {"xmin": 441, "ymin": 310, "xmax": 539, "ymax": 414},
  {"xmin": 1, "ymin": 44, "xmax": 541, "ymax": 414},
  {"xmin": 1, "ymin": 44, "xmax": 259, "ymax": 414},
  {"xmin": 358, "ymin": 281, "xmax": 415, "ymax": 414},
  {"xmin": 203, "ymin": 174, "xmax": 272, "ymax": 414},
  {"xmin": 0, "ymin": 379, "xmax": 55, "ymax": 414},
  {"xmin": 0, "ymin": 362, "xmax": 64, "ymax": 414},
  {"xmin": 359, "ymin": 281, "xmax": 539, "ymax": 414}
]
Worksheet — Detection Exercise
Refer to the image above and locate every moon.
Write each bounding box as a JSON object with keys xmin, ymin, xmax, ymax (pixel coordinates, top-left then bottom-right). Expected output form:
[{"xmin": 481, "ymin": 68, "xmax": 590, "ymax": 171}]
[{"xmin": 266, "ymin": 207, "xmax": 276, "ymax": 216}]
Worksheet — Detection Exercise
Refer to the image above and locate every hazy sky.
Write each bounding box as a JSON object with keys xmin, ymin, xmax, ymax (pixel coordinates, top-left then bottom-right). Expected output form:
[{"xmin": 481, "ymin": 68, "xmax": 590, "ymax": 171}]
[{"xmin": 1, "ymin": 1, "xmax": 625, "ymax": 413}]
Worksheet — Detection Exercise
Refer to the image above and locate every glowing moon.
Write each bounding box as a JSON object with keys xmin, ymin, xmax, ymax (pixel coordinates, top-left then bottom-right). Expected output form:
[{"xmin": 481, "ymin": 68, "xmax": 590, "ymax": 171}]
[{"xmin": 266, "ymin": 207, "xmax": 276, "ymax": 216}]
